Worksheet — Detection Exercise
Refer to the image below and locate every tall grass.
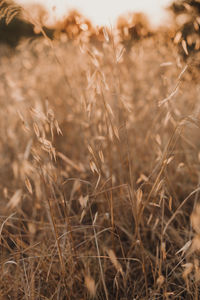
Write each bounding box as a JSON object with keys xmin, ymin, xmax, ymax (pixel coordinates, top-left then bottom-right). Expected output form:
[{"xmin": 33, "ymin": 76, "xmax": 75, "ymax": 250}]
[{"xmin": 0, "ymin": 5, "xmax": 200, "ymax": 299}]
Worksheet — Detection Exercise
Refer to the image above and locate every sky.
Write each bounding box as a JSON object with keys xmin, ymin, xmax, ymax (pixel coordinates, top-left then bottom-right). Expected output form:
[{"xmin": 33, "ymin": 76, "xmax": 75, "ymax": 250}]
[{"xmin": 16, "ymin": 0, "xmax": 173, "ymax": 27}]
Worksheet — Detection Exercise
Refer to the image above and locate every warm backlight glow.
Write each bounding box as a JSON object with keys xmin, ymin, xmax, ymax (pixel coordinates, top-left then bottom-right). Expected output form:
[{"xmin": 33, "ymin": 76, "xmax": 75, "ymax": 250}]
[{"xmin": 16, "ymin": 0, "xmax": 172, "ymax": 27}]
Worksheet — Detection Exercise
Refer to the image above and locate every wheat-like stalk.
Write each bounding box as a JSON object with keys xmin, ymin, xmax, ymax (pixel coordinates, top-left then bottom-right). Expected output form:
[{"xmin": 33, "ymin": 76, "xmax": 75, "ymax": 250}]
[{"xmin": 0, "ymin": 0, "xmax": 21, "ymax": 24}]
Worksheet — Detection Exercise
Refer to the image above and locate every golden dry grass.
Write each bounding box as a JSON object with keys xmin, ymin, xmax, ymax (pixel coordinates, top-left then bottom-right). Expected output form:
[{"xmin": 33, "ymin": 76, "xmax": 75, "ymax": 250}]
[{"xmin": 0, "ymin": 7, "xmax": 200, "ymax": 299}]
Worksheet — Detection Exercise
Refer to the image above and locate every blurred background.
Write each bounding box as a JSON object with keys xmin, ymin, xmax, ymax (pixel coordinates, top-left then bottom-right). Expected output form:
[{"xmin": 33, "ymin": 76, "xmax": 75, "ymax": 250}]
[
  {"xmin": 1, "ymin": 0, "xmax": 200, "ymax": 53},
  {"xmin": 16, "ymin": 0, "xmax": 171, "ymax": 27}
]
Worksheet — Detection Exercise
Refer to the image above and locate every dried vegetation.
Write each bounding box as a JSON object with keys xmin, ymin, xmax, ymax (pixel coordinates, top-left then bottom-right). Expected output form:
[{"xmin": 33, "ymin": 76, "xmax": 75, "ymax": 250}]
[{"xmin": 0, "ymin": 1, "xmax": 200, "ymax": 299}]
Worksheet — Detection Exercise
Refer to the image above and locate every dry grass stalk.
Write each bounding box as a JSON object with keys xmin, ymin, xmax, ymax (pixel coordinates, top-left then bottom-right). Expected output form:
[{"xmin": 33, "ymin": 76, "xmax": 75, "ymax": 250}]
[
  {"xmin": 85, "ymin": 274, "xmax": 96, "ymax": 298},
  {"xmin": 0, "ymin": 4, "xmax": 200, "ymax": 298},
  {"xmin": 182, "ymin": 263, "xmax": 193, "ymax": 290},
  {"xmin": 7, "ymin": 189, "xmax": 22, "ymax": 209},
  {"xmin": 0, "ymin": 0, "xmax": 21, "ymax": 24},
  {"xmin": 106, "ymin": 248, "xmax": 124, "ymax": 276},
  {"xmin": 191, "ymin": 203, "xmax": 200, "ymax": 234},
  {"xmin": 156, "ymin": 274, "xmax": 165, "ymax": 287}
]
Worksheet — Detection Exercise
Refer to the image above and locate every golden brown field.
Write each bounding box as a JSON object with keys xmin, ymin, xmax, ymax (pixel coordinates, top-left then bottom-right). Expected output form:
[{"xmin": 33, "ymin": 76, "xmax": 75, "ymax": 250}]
[{"xmin": 1, "ymin": 6, "xmax": 200, "ymax": 299}]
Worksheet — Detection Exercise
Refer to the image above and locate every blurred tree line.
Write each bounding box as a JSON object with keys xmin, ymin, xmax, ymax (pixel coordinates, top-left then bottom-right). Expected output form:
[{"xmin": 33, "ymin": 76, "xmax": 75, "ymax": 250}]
[{"xmin": 0, "ymin": 0, "xmax": 200, "ymax": 58}]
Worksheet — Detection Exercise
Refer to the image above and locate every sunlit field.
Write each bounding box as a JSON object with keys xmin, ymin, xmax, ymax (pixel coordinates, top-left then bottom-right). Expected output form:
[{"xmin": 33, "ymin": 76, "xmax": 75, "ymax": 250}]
[{"xmin": 1, "ymin": 1, "xmax": 200, "ymax": 299}]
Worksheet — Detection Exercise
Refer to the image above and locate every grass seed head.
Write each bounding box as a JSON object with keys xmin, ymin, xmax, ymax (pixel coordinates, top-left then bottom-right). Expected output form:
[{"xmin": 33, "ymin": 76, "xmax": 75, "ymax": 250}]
[{"xmin": 85, "ymin": 275, "xmax": 96, "ymax": 298}]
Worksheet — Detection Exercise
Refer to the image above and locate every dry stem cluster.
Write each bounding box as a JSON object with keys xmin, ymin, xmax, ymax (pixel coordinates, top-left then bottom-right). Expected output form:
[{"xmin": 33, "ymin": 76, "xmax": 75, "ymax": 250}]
[{"xmin": 0, "ymin": 5, "xmax": 200, "ymax": 299}]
